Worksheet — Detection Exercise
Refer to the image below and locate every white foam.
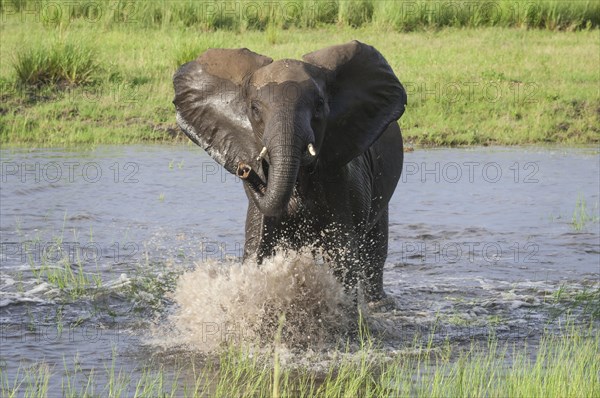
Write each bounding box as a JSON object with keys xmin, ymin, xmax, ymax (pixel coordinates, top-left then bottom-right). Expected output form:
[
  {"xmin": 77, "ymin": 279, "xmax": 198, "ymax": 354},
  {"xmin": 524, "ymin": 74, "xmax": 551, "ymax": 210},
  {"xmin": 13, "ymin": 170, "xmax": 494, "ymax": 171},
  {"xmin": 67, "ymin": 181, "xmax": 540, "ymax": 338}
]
[{"xmin": 163, "ymin": 249, "xmax": 353, "ymax": 352}]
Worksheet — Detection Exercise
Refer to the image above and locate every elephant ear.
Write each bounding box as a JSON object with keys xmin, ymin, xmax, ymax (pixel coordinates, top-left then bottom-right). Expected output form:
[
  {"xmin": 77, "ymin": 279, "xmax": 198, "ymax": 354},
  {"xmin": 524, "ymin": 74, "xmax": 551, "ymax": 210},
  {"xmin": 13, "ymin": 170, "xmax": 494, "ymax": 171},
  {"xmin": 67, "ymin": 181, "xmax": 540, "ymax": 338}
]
[
  {"xmin": 303, "ymin": 41, "xmax": 406, "ymax": 168},
  {"xmin": 173, "ymin": 48, "xmax": 273, "ymax": 174}
]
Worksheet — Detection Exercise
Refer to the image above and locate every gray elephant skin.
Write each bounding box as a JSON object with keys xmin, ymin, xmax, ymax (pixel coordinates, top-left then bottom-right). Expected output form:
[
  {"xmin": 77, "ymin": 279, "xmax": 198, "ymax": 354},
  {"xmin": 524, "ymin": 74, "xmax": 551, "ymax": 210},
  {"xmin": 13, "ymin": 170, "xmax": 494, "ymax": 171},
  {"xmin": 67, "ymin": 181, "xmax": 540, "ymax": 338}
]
[{"xmin": 173, "ymin": 41, "xmax": 407, "ymax": 303}]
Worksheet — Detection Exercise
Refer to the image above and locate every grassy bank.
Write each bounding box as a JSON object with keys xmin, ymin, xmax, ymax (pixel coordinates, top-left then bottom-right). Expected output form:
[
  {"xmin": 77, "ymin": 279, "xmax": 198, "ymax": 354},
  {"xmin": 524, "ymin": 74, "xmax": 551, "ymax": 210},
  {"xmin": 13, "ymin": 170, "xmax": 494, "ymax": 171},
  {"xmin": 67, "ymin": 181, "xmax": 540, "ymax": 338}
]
[
  {"xmin": 2, "ymin": 0, "xmax": 599, "ymax": 31},
  {"xmin": 2, "ymin": 326, "xmax": 598, "ymax": 397},
  {"xmin": 0, "ymin": 3, "xmax": 598, "ymax": 146}
]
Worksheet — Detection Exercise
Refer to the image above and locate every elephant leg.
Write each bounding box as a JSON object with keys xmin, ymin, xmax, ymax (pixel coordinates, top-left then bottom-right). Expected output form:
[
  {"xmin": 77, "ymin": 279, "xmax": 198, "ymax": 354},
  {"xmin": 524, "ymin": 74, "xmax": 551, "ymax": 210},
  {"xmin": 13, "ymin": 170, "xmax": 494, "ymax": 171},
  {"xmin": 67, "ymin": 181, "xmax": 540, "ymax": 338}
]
[
  {"xmin": 335, "ymin": 251, "xmax": 362, "ymax": 292},
  {"xmin": 362, "ymin": 207, "xmax": 389, "ymax": 302},
  {"xmin": 332, "ymin": 261, "xmax": 361, "ymax": 305},
  {"xmin": 243, "ymin": 203, "xmax": 274, "ymax": 263},
  {"xmin": 322, "ymin": 230, "xmax": 363, "ymax": 294},
  {"xmin": 243, "ymin": 203, "xmax": 261, "ymax": 262}
]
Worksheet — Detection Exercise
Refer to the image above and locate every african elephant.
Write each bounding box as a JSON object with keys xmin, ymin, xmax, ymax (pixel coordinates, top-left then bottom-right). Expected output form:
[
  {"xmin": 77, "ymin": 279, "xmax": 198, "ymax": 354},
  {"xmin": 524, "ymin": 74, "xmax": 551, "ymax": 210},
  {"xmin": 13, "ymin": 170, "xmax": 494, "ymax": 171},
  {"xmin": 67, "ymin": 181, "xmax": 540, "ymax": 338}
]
[{"xmin": 173, "ymin": 41, "xmax": 406, "ymax": 304}]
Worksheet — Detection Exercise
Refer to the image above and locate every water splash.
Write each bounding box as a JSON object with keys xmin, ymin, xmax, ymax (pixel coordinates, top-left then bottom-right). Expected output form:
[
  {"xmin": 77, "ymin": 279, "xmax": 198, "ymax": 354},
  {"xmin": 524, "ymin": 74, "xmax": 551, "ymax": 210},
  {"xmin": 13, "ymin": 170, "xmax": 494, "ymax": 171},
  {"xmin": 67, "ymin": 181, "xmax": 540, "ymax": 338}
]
[{"xmin": 167, "ymin": 249, "xmax": 354, "ymax": 352}]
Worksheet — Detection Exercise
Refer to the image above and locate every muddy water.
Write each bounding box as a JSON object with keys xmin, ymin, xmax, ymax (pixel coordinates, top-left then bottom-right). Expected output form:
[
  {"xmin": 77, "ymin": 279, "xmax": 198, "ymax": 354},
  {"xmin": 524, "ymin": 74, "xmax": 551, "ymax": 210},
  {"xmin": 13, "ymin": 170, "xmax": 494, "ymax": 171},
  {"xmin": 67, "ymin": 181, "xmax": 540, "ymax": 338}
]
[{"xmin": 1, "ymin": 145, "xmax": 598, "ymax": 390}]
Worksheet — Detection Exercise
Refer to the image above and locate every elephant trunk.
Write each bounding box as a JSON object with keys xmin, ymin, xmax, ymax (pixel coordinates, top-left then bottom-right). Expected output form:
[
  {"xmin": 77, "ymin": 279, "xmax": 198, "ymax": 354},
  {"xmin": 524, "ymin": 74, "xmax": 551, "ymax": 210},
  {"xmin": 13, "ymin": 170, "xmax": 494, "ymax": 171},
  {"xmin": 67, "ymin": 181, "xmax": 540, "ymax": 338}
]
[
  {"xmin": 237, "ymin": 163, "xmax": 266, "ymax": 194},
  {"xmin": 244, "ymin": 118, "xmax": 302, "ymax": 217}
]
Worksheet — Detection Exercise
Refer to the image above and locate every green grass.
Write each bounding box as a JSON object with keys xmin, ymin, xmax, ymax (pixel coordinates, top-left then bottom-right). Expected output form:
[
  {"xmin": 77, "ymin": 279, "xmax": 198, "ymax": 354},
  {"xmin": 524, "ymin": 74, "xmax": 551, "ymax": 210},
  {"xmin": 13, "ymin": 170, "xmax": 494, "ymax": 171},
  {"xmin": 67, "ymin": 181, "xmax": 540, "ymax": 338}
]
[
  {"xmin": 20, "ymin": 221, "xmax": 103, "ymax": 300},
  {"xmin": 0, "ymin": 2, "xmax": 599, "ymax": 147},
  {"xmin": 1, "ymin": 1, "xmax": 598, "ymax": 31},
  {"xmin": 572, "ymin": 194, "xmax": 600, "ymax": 231},
  {"xmin": 24, "ymin": 238, "xmax": 103, "ymax": 300},
  {"xmin": 1, "ymin": 326, "xmax": 598, "ymax": 397},
  {"xmin": 13, "ymin": 41, "xmax": 99, "ymax": 87}
]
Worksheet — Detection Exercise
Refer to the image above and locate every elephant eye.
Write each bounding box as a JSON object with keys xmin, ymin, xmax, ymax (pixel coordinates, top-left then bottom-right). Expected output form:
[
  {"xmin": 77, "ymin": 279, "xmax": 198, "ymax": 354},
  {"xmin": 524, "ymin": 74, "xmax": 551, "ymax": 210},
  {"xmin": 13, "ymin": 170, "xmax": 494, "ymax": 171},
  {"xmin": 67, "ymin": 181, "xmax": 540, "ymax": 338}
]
[
  {"xmin": 250, "ymin": 101, "xmax": 261, "ymax": 120},
  {"xmin": 315, "ymin": 98, "xmax": 325, "ymax": 117}
]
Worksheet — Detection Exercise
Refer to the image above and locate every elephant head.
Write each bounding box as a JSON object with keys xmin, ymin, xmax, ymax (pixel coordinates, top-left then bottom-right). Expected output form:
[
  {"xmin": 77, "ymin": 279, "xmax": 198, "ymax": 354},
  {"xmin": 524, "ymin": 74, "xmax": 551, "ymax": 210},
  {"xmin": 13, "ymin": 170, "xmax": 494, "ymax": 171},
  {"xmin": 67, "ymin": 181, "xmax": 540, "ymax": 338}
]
[{"xmin": 173, "ymin": 41, "xmax": 406, "ymax": 217}]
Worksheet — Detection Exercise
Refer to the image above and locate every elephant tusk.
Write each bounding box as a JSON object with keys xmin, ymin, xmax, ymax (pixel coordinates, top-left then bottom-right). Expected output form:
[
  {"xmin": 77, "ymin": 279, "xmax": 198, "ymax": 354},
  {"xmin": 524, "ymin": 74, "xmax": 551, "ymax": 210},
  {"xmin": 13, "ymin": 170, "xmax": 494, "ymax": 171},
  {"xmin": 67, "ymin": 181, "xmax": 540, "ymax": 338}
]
[
  {"xmin": 256, "ymin": 147, "xmax": 268, "ymax": 162},
  {"xmin": 237, "ymin": 162, "xmax": 267, "ymax": 194},
  {"xmin": 307, "ymin": 143, "xmax": 316, "ymax": 156}
]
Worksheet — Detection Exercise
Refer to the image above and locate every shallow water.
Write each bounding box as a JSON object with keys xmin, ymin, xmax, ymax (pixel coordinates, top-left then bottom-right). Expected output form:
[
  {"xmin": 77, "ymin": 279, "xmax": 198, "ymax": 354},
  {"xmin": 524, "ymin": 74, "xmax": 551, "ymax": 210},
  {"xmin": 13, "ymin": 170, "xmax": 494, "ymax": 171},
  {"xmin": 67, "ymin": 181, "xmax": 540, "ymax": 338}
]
[{"xmin": 1, "ymin": 145, "xmax": 598, "ymax": 391}]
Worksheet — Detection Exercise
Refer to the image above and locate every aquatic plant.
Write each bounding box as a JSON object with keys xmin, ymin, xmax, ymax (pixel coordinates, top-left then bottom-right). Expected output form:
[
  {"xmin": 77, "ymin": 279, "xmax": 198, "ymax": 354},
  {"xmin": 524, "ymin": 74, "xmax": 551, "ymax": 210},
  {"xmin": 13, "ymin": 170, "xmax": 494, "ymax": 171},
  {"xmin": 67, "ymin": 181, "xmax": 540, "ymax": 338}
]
[
  {"xmin": 572, "ymin": 194, "xmax": 599, "ymax": 231},
  {"xmin": 26, "ymin": 227, "xmax": 103, "ymax": 300},
  {"xmin": 1, "ymin": 325, "xmax": 598, "ymax": 397}
]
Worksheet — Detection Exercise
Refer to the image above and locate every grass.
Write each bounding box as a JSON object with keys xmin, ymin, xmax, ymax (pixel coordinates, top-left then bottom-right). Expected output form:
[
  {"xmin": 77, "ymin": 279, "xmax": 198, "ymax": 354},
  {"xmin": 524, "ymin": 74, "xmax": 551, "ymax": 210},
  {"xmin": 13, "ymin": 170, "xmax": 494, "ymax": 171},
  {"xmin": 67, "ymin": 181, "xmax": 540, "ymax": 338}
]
[
  {"xmin": 25, "ymin": 239, "xmax": 103, "ymax": 300},
  {"xmin": 0, "ymin": 2, "xmax": 599, "ymax": 147},
  {"xmin": 13, "ymin": 41, "xmax": 99, "ymax": 87},
  {"xmin": 547, "ymin": 284, "xmax": 600, "ymax": 321},
  {"xmin": 8, "ymin": 218, "xmax": 178, "ymax": 314},
  {"xmin": 1, "ymin": 1, "xmax": 598, "ymax": 31},
  {"xmin": 1, "ymin": 26, "xmax": 597, "ymax": 147},
  {"xmin": 1, "ymin": 325, "xmax": 598, "ymax": 397},
  {"xmin": 572, "ymin": 194, "xmax": 600, "ymax": 231},
  {"xmin": 21, "ymin": 222, "xmax": 103, "ymax": 300}
]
